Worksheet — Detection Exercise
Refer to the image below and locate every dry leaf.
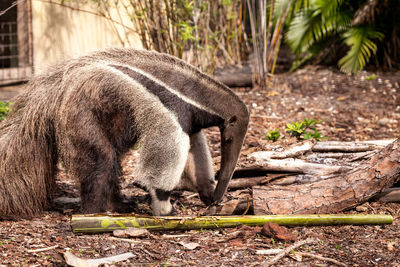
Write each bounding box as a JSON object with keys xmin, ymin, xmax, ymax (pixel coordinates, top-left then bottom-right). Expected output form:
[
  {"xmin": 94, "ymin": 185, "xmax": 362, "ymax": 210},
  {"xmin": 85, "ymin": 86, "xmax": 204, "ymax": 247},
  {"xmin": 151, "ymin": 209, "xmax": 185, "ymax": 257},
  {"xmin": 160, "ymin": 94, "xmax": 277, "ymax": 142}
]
[{"xmin": 178, "ymin": 241, "xmax": 200, "ymax": 250}]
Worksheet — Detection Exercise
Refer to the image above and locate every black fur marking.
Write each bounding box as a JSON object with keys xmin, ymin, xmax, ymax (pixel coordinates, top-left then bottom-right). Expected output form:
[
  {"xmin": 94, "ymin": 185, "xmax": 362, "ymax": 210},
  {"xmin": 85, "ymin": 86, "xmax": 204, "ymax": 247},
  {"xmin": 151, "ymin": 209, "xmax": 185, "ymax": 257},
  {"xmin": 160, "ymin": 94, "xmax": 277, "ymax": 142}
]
[
  {"xmin": 155, "ymin": 189, "xmax": 171, "ymax": 201},
  {"xmin": 110, "ymin": 65, "xmax": 224, "ymax": 134}
]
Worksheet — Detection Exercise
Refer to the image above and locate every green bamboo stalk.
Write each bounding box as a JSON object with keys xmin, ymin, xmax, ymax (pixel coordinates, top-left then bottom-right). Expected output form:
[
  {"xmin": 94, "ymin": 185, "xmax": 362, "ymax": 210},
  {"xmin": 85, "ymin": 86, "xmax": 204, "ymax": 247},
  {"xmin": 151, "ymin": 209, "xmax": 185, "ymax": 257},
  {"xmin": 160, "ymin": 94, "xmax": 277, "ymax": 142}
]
[{"xmin": 71, "ymin": 214, "xmax": 393, "ymax": 234}]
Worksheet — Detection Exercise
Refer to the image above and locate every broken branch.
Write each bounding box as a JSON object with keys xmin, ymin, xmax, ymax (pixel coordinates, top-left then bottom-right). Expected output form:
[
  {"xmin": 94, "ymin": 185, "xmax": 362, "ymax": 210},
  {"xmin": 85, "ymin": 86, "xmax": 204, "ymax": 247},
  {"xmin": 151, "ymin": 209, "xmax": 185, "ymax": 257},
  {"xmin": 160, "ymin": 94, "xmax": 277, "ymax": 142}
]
[{"xmin": 71, "ymin": 214, "xmax": 392, "ymax": 233}]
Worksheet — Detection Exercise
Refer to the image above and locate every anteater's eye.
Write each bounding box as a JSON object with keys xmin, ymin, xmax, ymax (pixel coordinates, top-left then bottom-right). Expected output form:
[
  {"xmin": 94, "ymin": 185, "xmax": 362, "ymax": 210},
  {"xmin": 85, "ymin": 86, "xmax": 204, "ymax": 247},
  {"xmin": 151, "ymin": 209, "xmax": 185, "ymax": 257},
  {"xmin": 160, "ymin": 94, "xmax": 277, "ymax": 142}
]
[{"xmin": 228, "ymin": 115, "xmax": 237, "ymax": 124}]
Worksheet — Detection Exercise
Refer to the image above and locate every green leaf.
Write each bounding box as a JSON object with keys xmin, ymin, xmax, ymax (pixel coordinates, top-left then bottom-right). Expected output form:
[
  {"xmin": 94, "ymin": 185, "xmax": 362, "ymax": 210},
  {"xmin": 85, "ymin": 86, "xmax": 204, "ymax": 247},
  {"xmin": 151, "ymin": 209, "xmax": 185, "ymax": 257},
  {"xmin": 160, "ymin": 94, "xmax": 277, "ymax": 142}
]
[
  {"xmin": 178, "ymin": 21, "xmax": 195, "ymax": 42},
  {"xmin": 365, "ymin": 74, "xmax": 376, "ymax": 81},
  {"xmin": 338, "ymin": 26, "xmax": 383, "ymax": 74},
  {"xmin": 265, "ymin": 129, "xmax": 281, "ymax": 142},
  {"xmin": 286, "ymin": 10, "xmax": 324, "ymax": 54},
  {"xmin": 286, "ymin": 121, "xmax": 306, "ymax": 137},
  {"xmin": 0, "ymin": 102, "xmax": 11, "ymax": 121}
]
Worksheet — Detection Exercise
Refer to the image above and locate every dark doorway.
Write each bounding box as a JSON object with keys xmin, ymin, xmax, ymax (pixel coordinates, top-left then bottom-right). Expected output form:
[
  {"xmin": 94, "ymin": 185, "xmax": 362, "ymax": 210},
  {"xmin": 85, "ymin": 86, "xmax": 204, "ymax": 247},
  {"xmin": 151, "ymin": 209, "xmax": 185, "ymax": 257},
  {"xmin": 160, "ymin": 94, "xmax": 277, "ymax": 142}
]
[
  {"xmin": 0, "ymin": 0, "xmax": 33, "ymax": 85},
  {"xmin": 0, "ymin": 0, "xmax": 18, "ymax": 68}
]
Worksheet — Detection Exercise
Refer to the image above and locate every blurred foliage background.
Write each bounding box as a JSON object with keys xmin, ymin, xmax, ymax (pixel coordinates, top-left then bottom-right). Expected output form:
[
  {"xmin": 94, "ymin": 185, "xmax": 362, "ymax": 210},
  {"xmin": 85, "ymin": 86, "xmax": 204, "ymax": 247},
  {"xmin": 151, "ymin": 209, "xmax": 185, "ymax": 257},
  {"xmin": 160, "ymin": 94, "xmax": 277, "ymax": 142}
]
[{"xmin": 77, "ymin": 0, "xmax": 399, "ymax": 86}]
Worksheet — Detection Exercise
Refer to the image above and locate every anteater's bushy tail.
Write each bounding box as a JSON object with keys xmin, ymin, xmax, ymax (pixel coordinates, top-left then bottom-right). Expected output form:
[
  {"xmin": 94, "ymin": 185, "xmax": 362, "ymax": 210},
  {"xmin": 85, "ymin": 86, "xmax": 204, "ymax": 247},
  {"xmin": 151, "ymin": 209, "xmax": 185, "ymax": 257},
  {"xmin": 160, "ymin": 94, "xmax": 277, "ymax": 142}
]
[{"xmin": 0, "ymin": 72, "xmax": 61, "ymax": 219}]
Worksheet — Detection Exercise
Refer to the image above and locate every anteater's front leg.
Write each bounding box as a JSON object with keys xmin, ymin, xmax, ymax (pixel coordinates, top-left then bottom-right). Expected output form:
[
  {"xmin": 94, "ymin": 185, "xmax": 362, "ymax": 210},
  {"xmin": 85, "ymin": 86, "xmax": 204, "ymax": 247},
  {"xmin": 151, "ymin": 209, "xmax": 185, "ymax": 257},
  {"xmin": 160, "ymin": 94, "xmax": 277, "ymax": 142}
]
[
  {"xmin": 136, "ymin": 124, "xmax": 190, "ymax": 216},
  {"xmin": 180, "ymin": 130, "xmax": 216, "ymax": 205}
]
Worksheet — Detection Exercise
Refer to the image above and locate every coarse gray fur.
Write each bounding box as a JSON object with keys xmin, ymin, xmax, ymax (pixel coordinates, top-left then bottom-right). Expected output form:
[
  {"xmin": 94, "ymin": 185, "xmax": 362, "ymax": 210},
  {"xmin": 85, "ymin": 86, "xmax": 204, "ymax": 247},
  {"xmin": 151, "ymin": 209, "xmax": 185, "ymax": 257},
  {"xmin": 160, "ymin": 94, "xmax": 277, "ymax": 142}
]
[{"xmin": 0, "ymin": 48, "xmax": 249, "ymax": 218}]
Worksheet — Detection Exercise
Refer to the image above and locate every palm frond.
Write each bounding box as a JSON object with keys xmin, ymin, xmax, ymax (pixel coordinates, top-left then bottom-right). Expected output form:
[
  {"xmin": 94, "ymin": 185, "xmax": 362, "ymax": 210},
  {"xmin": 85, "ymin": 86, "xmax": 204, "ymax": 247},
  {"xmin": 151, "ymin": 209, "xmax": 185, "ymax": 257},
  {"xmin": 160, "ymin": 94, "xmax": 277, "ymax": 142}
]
[
  {"xmin": 338, "ymin": 26, "xmax": 383, "ymax": 74},
  {"xmin": 286, "ymin": 10, "xmax": 323, "ymax": 53},
  {"xmin": 313, "ymin": 0, "xmax": 343, "ymax": 16},
  {"xmin": 285, "ymin": 0, "xmax": 350, "ymax": 55}
]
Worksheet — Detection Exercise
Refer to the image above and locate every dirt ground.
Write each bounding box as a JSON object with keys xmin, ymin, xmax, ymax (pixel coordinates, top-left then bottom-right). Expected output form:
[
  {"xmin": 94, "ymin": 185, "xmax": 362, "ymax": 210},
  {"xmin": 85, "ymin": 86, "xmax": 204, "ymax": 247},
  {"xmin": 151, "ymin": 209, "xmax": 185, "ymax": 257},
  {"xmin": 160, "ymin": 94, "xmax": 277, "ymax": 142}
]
[{"xmin": 1, "ymin": 66, "xmax": 400, "ymax": 266}]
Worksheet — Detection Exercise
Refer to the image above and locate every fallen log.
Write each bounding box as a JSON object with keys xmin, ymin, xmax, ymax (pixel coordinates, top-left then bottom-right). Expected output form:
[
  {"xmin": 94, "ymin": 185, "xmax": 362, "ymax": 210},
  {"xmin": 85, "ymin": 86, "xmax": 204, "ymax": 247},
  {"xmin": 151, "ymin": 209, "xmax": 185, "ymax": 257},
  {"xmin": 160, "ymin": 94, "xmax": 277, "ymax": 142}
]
[
  {"xmin": 252, "ymin": 138, "xmax": 400, "ymax": 214},
  {"xmin": 71, "ymin": 214, "xmax": 392, "ymax": 233},
  {"xmin": 372, "ymin": 187, "xmax": 400, "ymax": 203},
  {"xmin": 213, "ymin": 64, "xmax": 253, "ymax": 87}
]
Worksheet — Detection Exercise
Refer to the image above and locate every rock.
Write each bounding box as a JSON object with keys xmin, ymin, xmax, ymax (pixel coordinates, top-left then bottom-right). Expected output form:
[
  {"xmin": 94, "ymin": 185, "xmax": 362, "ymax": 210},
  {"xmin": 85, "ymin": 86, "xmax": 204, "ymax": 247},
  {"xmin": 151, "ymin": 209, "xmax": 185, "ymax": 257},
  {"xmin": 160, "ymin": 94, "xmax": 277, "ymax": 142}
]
[{"xmin": 377, "ymin": 118, "xmax": 396, "ymax": 126}]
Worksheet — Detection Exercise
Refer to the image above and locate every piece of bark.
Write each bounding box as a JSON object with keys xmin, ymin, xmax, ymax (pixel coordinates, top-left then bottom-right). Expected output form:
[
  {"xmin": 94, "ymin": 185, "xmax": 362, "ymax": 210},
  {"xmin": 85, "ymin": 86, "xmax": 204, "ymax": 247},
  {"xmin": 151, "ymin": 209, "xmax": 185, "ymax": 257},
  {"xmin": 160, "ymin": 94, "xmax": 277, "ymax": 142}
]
[
  {"xmin": 113, "ymin": 228, "xmax": 149, "ymax": 238},
  {"xmin": 64, "ymin": 250, "xmax": 135, "ymax": 267},
  {"xmin": 253, "ymin": 138, "xmax": 400, "ymax": 214},
  {"xmin": 261, "ymin": 222, "xmax": 297, "ymax": 242}
]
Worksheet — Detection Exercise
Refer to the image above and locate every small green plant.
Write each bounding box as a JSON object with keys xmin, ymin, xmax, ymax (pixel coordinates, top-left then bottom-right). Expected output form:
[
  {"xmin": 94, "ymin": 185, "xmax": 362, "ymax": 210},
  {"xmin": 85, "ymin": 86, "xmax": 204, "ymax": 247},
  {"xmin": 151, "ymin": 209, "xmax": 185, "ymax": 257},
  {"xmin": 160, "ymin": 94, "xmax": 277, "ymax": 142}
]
[
  {"xmin": 264, "ymin": 129, "xmax": 280, "ymax": 142},
  {"xmin": 163, "ymin": 258, "xmax": 169, "ymax": 267},
  {"xmin": 265, "ymin": 118, "xmax": 327, "ymax": 142},
  {"xmin": 179, "ymin": 202, "xmax": 187, "ymax": 211},
  {"xmin": 0, "ymin": 101, "xmax": 11, "ymax": 121},
  {"xmin": 335, "ymin": 244, "xmax": 343, "ymax": 250},
  {"xmin": 286, "ymin": 118, "xmax": 326, "ymax": 141},
  {"xmin": 365, "ymin": 74, "xmax": 376, "ymax": 81},
  {"xmin": 285, "ymin": 120, "xmax": 308, "ymax": 138},
  {"xmin": 303, "ymin": 128, "xmax": 328, "ymax": 141}
]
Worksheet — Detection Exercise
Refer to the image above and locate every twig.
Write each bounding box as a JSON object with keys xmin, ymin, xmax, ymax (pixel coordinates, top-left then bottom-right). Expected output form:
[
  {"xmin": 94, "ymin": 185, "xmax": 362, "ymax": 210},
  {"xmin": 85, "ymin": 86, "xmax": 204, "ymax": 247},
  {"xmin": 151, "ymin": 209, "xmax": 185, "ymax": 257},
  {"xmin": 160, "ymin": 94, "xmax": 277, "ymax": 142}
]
[
  {"xmin": 257, "ymin": 248, "xmax": 347, "ymax": 266},
  {"xmin": 256, "ymin": 248, "xmax": 283, "ymax": 255},
  {"xmin": 296, "ymin": 252, "xmax": 347, "ymax": 266},
  {"xmin": 241, "ymin": 196, "xmax": 251, "ymax": 215},
  {"xmin": 26, "ymin": 245, "xmax": 59, "ymax": 253},
  {"xmin": 108, "ymin": 236, "xmax": 152, "ymax": 245},
  {"xmin": 186, "ymin": 193, "xmax": 199, "ymax": 200},
  {"xmin": 263, "ymin": 238, "xmax": 317, "ymax": 266},
  {"xmin": 0, "ymin": 0, "xmax": 21, "ymax": 17},
  {"xmin": 162, "ymin": 234, "xmax": 192, "ymax": 238}
]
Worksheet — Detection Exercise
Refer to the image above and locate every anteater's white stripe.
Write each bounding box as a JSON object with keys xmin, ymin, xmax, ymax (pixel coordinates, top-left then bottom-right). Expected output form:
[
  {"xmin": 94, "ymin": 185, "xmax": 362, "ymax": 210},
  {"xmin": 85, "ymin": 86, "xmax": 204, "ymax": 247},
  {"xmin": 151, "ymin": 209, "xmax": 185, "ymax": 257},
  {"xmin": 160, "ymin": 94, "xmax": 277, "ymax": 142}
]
[
  {"xmin": 94, "ymin": 64, "xmax": 190, "ymax": 192},
  {"xmin": 108, "ymin": 63, "xmax": 218, "ymax": 116}
]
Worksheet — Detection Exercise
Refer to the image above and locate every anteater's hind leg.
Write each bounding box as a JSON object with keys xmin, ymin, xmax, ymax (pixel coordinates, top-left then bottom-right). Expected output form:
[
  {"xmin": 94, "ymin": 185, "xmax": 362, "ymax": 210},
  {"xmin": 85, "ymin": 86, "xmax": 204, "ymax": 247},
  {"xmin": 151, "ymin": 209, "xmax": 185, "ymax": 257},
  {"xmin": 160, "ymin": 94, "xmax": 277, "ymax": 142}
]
[{"xmin": 63, "ymin": 115, "xmax": 124, "ymax": 213}]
